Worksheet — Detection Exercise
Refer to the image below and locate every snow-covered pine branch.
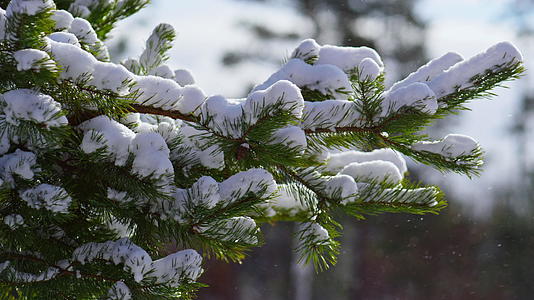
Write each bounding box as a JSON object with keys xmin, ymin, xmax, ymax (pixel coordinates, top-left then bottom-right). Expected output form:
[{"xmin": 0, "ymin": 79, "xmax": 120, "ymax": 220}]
[{"xmin": 0, "ymin": 0, "xmax": 524, "ymax": 298}]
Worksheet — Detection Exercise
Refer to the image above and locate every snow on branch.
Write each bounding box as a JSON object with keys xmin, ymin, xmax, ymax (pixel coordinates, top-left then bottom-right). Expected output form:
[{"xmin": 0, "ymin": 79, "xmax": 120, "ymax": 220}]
[{"xmin": 72, "ymin": 238, "xmax": 202, "ymax": 285}]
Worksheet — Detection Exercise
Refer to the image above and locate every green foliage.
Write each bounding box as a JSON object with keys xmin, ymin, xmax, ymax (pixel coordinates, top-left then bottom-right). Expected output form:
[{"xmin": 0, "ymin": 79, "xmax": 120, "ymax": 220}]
[{"xmin": 0, "ymin": 0, "xmax": 525, "ymax": 298}]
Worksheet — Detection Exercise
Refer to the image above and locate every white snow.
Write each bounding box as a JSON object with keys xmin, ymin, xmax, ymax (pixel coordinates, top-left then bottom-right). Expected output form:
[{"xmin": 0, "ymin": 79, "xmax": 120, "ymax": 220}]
[
  {"xmin": 201, "ymin": 80, "xmax": 303, "ymax": 138},
  {"xmin": 291, "ymin": 38, "xmax": 320, "ymax": 61},
  {"xmin": 0, "ymin": 149, "xmax": 38, "ymax": 186},
  {"xmin": 358, "ymin": 57, "xmax": 381, "ymax": 81},
  {"xmin": 4, "ymin": 214, "xmax": 23, "ymax": 230},
  {"xmin": 380, "ymin": 82, "xmax": 438, "ymax": 116},
  {"xmin": 323, "ymin": 174, "xmax": 358, "ymax": 204},
  {"xmin": 68, "ymin": 18, "xmax": 98, "ymax": 44},
  {"xmin": 10, "ymin": 266, "xmax": 60, "ymax": 282},
  {"xmin": 107, "ymin": 281, "xmax": 131, "ymax": 300},
  {"xmin": 148, "ymin": 64, "xmax": 174, "ymax": 79},
  {"xmin": 174, "ymin": 69, "xmax": 195, "ymax": 86},
  {"xmin": 12, "ymin": 49, "xmax": 53, "ymax": 71},
  {"xmin": 176, "ymin": 123, "xmax": 225, "ymax": 170},
  {"xmin": 340, "ymin": 160, "xmax": 403, "ymax": 185},
  {"xmin": 219, "ymin": 168, "xmax": 277, "ymax": 205},
  {"xmin": 149, "ymin": 249, "xmax": 203, "ymax": 287},
  {"xmin": 50, "ymin": 9, "xmax": 74, "ymax": 30},
  {"xmin": 48, "ymin": 38, "xmax": 98, "ymax": 80},
  {"xmin": 181, "ymin": 176, "xmax": 220, "ymax": 208},
  {"xmin": 428, "ymin": 42, "xmax": 523, "ymax": 98},
  {"xmin": 89, "ymin": 62, "xmax": 134, "ymax": 95},
  {"xmin": 388, "ymin": 52, "xmax": 463, "ymax": 92},
  {"xmin": 300, "ymin": 222, "xmax": 329, "ymax": 243},
  {"xmin": 72, "ymin": 238, "xmax": 202, "ymax": 284},
  {"xmin": 48, "ymin": 32, "xmax": 80, "ymax": 47},
  {"xmin": 253, "ymin": 59, "xmax": 352, "ymax": 99},
  {"xmin": 316, "ymin": 44, "xmax": 384, "ymax": 73},
  {"xmin": 270, "ymin": 125, "xmax": 307, "ymax": 150},
  {"xmin": 2, "ymin": 89, "xmax": 67, "ymax": 127},
  {"xmin": 267, "ymin": 185, "xmax": 310, "ymax": 216},
  {"xmin": 6, "ymin": 0, "xmax": 55, "ymax": 17},
  {"xmin": 200, "ymin": 216, "xmax": 259, "ymax": 244},
  {"xmin": 325, "ymin": 148, "xmax": 407, "ymax": 175},
  {"xmin": 20, "ymin": 184, "xmax": 72, "ymax": 213},
  {"xmin": 133, "ymin": 75, "xmax": 206, "ymax": 113},
  {"xmin": 412, "ymin": 134, "xmax": 479, "ymax": 158},
  {"xmin": 80, "ymin": 116, "xmax": 135, "ymax": 166},
  {"xmin": 130, "ymin": 131, "xmax": 174, "ymax": 179}
]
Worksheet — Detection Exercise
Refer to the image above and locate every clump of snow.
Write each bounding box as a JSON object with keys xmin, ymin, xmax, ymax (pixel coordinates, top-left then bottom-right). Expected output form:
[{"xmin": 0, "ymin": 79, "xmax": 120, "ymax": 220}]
[
  {"xmin": 48, "ymin": 38, "xmax": 97, "ymax": 80},
  {"xmin": 266, "ymin": 185, "xmax": 310, "ymax": 216},
  {"xmin": 299, "ymin": 222, "xmax": 329, "ymax": 243},
  {"xmin": 48, "ymin": 32, "xmax": 80, "ymax": 46},
  {"xmin": 201, "ymin": 80, "xmax": 303, "ymax": 138},
  {"xmin": 253, "ymin": 59, "xmax": 351, "ymax": 99},
  {"xmin": 72, "ymin": 238, "xmax": 202, "ymax": 285},
  {"xmin": 5, "ymin": 265, "xmax": 60, "ymax": 282},
  {"xmin": 175, "ymin": 123, "xmax": 225, "ymax": 170},
  {"xmin": 412, "ymin": 134, "xmax": 479, "ymax": 158},
  {"xmin": 291, "ymin": 39, "xmax": 320, "ymax": 61},
  {"xmin": 6, "ymin": 0, "xmax": 55, "ymax": 17},
  {"xmin": 130, "ymin": 132, "xmax": 174, "ymax": 180},
  {"xmin": 20, "ymin": 184, "xmax": 72, "ymax": 213},
  {"xmin": 316, "ymin": 44, "xmax": 384, "ymax": 73},
  {"xmin": 0, "ymin": 149, "xmax": 38, "ymax": 186},
  {"xmin": 2, "ymin": 89, "xmax": 67, "ymax": 127},
  {"xmin": 219, "ymin": 168, "xmax": 277, "ymax": 205},
  {"xmin": 270, "ymin": 125, "xmax": 307, "ymax": 150},
  {"xmin": 148, "ymin": 64, "xmax": 174, "ymax": 79},
  {"xmin": 173, "ymin": 169, "xmax": 277, "ymax": 221},
  {"xmin": 380, "ymin": 82, "xmax": 438, "ymax": 116},
  {"xmin": 80, "ymin": 116, "xmax": 135, "ymax": 166},
  {"xmin": 149, "ymin": 249, "xmax": 203, "ymax": 287},
  {"xmin": 107, "ymin": 281, "xmax": 131, "ymax": 300},
  {"xmin": 89, "ymin": 62, "xmax": 134, "ymax": 95},
  {"xmin": 134, "ymin": 75, "xmax": 206, "ymax": 113},
  {"xmin": 388, "ymin": 52, "xmax": 463, "ymax": 92},
  {"xmin": 4, "ymin": 214, "xmax": 23, "ymax": 230},
  {"xmin": 69, "ymin": 18, "xmax": 98, "ymax": 44},
  {"xmin": 12, "ymin": 49, "xmax": 54, "ymax": 71},
  {"xmin": 200, "ymin": 217, "xmax": 259, "ymax": 245},
  {"xmin": 50, "ymin": 9, "xmax": 74, "ymax": 30},
  {"xmin": 323, "ymin": 174, "xmax": 358, "ymax": 204},
  {"xmin": 176, "ymin": 176, "xmax": 220, "ymax": 211},
  {"xmin": 428, "ymin": 42, "xmax": 523, "ymax": 98},
  {"xmin": 174, "ymin": 69, "xmax": 195, "ymax": 86},
  {"xmin": 340, "ymin": 160, "xmax": 403, "ymax": 185},
  {"xmin": 358, "ymin": 57, "xmax": 381, "ymax": 81},
  {"xmin": 325, "ymin": 148, "xmax": 407, "ymax": 175}
]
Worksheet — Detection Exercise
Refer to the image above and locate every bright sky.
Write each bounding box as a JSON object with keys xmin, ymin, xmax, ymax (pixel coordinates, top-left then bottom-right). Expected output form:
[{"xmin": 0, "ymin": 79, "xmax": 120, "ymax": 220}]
[{"xmin": 109, "ymin": 0, "xmax": 529, "ymax": 215}]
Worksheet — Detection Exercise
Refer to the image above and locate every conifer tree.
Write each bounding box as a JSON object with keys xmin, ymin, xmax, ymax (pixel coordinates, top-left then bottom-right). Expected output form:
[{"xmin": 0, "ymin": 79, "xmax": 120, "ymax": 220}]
[{"xmin": 0, "ymin": 0, "xmax": 524, "ymax": 299}]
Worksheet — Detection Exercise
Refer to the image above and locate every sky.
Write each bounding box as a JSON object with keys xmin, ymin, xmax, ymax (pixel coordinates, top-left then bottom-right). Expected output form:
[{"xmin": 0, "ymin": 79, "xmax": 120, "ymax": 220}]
[{"xmin": 109, "ymin": 0, "xmax": 530, "ymax": 216}]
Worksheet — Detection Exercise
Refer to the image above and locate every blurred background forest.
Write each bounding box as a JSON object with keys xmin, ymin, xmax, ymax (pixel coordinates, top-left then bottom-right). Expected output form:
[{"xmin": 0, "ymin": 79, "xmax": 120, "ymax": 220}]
[{"xmin": 109, "ymin": 0, "xmax": 534, "ymax": 299}]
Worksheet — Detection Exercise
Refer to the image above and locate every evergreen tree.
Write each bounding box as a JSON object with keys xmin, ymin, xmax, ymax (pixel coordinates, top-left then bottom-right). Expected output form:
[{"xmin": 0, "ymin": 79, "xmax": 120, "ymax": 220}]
[{"xmin": 0, "ymin": 0, "xmax": 524, "ymax": 299}]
